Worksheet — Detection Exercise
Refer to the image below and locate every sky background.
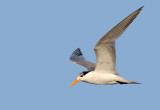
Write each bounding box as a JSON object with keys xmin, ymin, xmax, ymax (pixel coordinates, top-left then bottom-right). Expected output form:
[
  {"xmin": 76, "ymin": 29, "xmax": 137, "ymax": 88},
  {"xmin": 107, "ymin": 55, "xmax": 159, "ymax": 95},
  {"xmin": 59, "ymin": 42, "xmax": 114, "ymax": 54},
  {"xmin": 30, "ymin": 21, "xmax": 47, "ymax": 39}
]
[{"xmin": 0, "ymin": 0, "xmax": 159, "ymax": 110}]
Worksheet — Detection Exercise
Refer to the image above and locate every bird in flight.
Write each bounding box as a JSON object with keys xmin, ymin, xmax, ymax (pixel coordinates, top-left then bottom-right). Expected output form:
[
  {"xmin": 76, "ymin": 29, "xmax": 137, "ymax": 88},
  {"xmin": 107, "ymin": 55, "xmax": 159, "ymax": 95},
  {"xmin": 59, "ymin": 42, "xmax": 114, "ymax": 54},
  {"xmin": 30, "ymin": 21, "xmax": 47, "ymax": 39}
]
[{"xmin": 69, "ymin": 6, "xmax": 143, "ymax": 87}]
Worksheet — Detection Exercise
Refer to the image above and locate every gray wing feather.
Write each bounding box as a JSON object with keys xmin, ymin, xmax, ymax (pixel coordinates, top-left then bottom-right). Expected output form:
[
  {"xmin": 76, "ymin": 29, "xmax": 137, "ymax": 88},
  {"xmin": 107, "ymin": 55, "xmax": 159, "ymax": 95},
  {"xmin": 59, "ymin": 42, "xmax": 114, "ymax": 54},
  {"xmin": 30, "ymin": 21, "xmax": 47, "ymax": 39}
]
[
  {"xmin": 70, "ymin": 48, "xmax": 96, "ymax": 71},
  {"xmin": 94, "ymin": 7, "xmax": 143, "ymax": 74}
]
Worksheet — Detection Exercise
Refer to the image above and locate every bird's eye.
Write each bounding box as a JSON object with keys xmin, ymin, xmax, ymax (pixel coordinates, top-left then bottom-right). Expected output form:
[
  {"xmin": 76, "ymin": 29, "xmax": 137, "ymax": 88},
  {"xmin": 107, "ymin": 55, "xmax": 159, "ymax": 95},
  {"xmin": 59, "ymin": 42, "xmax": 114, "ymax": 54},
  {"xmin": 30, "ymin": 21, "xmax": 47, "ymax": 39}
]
[{"xmin": 80, "ymin": 73, "xmax": 83, "ymax": 77}]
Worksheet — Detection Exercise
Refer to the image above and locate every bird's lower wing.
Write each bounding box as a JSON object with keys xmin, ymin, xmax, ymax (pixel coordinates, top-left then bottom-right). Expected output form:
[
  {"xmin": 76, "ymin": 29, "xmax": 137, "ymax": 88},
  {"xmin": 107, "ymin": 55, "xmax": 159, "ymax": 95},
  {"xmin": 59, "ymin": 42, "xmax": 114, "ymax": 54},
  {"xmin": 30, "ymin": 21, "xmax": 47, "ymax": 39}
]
[{"xmin": 70, "ymin": 48, "xmax": 96, "ymax": 71}]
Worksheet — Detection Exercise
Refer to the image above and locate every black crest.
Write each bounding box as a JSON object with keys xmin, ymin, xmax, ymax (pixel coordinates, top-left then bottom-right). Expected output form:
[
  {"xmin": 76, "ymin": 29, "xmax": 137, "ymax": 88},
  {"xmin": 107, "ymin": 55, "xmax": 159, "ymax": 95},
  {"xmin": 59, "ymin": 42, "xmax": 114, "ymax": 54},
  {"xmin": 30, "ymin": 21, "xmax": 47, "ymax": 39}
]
[{"xmin": 79, "ymin": 71, "xmax": 90, "ymax": 77}]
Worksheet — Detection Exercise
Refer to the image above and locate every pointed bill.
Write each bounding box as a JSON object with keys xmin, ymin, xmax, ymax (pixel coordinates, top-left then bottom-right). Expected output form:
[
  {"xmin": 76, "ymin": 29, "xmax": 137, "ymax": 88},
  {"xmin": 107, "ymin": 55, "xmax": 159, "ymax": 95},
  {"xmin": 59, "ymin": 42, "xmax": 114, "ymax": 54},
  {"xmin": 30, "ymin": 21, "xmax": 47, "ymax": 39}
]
[{"xmin": 69, "ymin": 79, "xmax": 81, "ymax": 87}]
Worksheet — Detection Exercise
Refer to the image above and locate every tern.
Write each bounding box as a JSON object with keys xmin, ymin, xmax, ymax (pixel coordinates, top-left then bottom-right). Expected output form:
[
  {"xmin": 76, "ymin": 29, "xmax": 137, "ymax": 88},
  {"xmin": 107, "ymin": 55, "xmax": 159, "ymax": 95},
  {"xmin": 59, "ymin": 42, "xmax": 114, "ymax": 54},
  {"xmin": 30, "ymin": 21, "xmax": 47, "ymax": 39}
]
[{"xmin": 69, "ymin": 6, "xmax": 143, "ymax": 87}]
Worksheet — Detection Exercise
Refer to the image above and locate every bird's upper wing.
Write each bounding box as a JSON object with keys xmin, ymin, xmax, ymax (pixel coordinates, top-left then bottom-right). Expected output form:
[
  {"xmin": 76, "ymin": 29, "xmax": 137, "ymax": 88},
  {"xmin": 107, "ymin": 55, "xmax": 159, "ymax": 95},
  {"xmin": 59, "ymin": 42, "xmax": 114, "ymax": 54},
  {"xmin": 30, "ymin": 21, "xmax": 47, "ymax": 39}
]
[
  {"xmin": 70, "ymin": 48, "xmax": 96, "ymax": 71},
  {"xmin": 94, "ymin": 7, "xmax": 143, "ymax": 74}
]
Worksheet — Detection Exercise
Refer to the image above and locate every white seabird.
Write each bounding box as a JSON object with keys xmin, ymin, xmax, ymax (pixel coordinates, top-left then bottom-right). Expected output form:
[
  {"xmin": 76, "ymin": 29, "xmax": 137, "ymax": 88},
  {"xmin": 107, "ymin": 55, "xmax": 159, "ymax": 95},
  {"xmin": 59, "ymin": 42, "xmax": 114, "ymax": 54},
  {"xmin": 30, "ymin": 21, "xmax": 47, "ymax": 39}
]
[{"xmin": 70, "ymin": 6, "xmax": 143, "ymax": 87}]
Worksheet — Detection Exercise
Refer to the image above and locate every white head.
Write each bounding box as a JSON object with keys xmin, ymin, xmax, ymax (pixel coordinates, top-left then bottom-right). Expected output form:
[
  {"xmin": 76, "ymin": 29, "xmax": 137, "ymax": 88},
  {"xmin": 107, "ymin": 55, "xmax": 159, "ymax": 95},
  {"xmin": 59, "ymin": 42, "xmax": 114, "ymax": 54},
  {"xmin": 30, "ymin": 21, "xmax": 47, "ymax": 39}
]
[{"xmin": 69, "ymin": 71, "xmax": 90, "ymax": 87}]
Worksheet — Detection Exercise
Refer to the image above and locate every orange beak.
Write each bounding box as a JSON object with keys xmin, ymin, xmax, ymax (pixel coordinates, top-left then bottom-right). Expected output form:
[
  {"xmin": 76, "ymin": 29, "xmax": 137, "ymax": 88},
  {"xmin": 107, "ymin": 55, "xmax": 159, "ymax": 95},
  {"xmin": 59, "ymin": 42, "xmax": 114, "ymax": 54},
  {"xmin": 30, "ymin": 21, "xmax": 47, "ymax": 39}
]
[{"xmin": 69, "ymin": 79, "xmax": 81, "ymax": 87}]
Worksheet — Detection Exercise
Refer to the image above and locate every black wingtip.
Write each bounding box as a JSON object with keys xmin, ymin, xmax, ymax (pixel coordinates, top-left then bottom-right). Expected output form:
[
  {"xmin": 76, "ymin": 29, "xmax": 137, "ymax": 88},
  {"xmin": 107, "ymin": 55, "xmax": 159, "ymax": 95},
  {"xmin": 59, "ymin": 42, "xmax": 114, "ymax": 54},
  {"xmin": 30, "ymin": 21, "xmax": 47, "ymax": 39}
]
[
  {"xmin": 138, "ymin": 6, "xmax": 144, "ymax": 11},
  {"xmin": 141, "ymin": 6, "xmax": 144, "ymax": 9},
  {"xmin": 71, "ymin": 48, "xmax": 83, "ymax": 57}
]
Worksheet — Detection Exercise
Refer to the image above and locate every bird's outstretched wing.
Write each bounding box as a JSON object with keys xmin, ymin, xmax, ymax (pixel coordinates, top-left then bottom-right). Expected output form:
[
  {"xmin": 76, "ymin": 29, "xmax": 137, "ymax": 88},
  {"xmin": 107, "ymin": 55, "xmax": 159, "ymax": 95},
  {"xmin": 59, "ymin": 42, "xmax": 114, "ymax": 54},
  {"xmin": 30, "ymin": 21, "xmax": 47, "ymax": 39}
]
[
  {"xmin": 94, "ymin": 7, "xmax": 143, "ymax": 74},
  {"xmin": 70, "ymin": 48, "xmax": 96, "ymax": 71}
]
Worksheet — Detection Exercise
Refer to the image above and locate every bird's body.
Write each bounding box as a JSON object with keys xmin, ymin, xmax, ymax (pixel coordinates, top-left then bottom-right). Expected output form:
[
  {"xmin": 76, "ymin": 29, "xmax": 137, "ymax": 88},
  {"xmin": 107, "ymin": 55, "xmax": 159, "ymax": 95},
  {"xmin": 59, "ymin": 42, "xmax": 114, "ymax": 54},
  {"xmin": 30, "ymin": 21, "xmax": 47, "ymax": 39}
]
[
  {"xmin": 81, "ymin": 71, "xmax": 139, "ymax": 85},
  {"xmin": 81, "ymin": 71, "xmax": 119, "ymax": 84},
  {"xmin": 69, "ymin": 7, "xmax": 143, "ymax": 87}
]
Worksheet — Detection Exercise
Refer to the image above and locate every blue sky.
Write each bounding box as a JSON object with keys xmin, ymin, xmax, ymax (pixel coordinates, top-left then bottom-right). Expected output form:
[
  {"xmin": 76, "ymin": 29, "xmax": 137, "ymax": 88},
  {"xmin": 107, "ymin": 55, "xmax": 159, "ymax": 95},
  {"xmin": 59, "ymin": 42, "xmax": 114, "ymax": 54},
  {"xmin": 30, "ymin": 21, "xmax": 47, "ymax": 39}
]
[{"xmin": 0, "ymin": 0, "xmax": 159, "ymax": 110}]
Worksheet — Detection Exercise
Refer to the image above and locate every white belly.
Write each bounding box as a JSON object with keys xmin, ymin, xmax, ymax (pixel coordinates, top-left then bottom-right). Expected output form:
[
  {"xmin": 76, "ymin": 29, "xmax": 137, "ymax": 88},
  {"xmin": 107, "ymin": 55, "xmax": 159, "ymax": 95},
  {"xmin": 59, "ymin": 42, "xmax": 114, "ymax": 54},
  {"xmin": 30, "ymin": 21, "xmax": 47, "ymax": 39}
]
[{"xmin": 82, "ymin": 72, "xmax": 121, "ymax": 84}]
